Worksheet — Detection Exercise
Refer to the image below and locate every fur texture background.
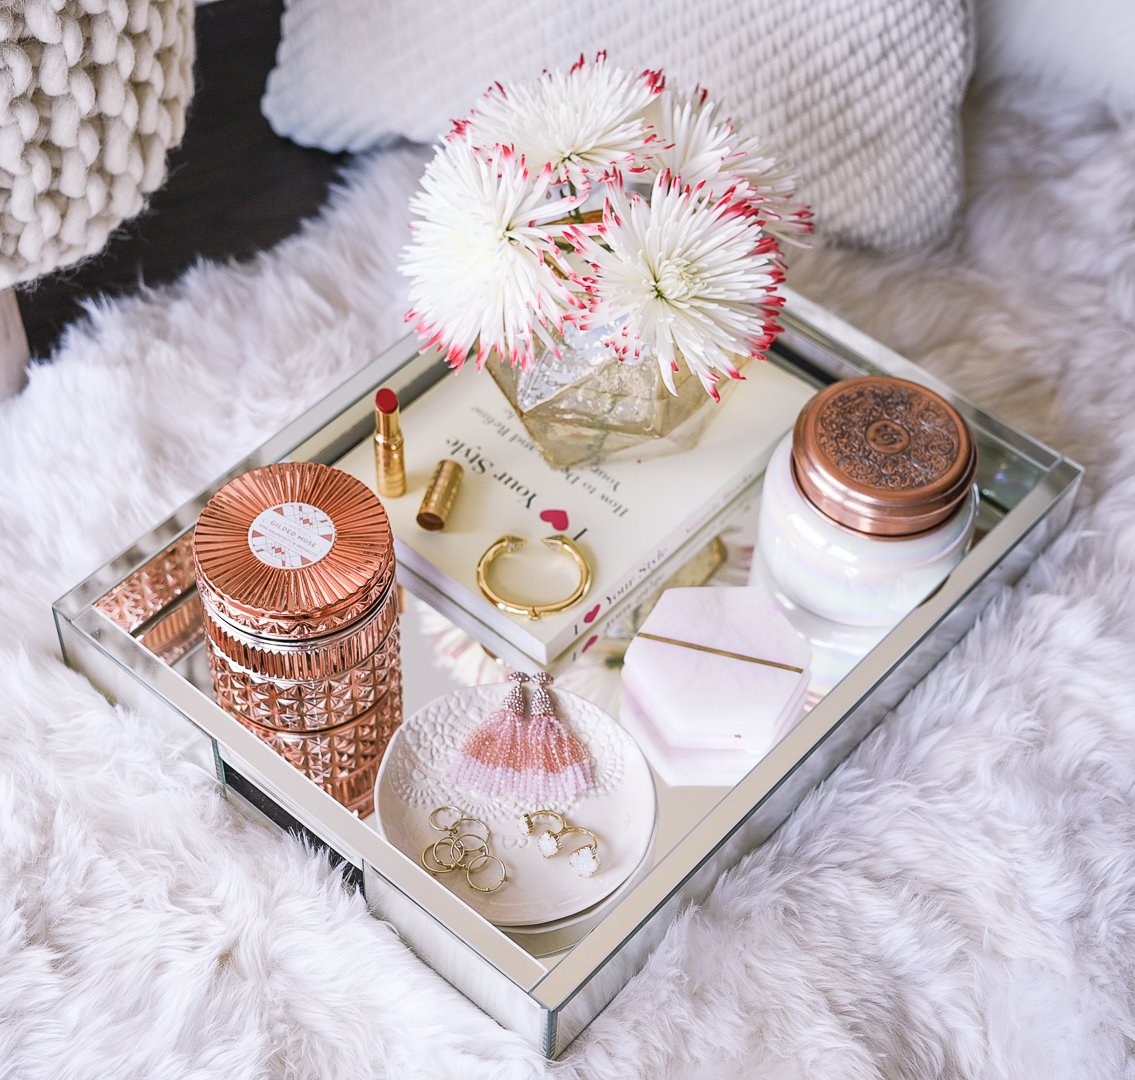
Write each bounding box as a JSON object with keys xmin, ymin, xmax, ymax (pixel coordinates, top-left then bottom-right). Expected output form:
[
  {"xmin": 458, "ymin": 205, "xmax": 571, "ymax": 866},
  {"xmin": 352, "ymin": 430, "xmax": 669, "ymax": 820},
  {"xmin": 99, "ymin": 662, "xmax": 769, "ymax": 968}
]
[
  {"xmin": 4, "ymin": 78, "xmax": 1135, "ymax": 1078},
  {"xmin": 974, "ymin": 0, "xmax": 1135, "ymax": 109}
]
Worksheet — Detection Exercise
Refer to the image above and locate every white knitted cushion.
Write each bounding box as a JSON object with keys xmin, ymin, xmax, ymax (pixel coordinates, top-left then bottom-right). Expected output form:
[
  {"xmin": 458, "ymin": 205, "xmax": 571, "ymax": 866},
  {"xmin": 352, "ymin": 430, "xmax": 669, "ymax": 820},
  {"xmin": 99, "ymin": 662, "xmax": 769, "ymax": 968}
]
[
  {"xmin": 262, "ymin": 0, "xmax": 973, "ymax": 251},
  {"xmin": 0, "ymin": 0, "xmax": 194, "ymax": 288}
]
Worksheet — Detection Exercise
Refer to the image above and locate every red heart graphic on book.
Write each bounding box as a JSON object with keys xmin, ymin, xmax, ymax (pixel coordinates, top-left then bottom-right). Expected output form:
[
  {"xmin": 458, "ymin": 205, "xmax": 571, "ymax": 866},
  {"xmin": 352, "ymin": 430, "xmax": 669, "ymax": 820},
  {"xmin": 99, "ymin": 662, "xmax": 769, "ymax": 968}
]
[
  {"xmin": 582, "ymin": 635, "xmax": 598, "ymax": 653},
  {"xmin": 583, "ymin": 604, "xmax": 600, "ymax": 623},
  {"xmin": 539, "ymin": 508, "xmax": 570, "ymax": 531}
]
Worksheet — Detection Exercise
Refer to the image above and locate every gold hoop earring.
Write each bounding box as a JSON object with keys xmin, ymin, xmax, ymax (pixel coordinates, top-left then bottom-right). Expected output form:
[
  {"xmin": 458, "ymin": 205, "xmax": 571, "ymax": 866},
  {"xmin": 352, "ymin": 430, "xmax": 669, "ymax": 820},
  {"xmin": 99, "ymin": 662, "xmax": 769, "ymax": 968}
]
[
  {"xmin": 428, "ymin": 805, "xmax": 465, "ymax": 833},
  {"xmin": 422, "ymin": 807, "xmax": 506, "ymax": 893},
  {"xmin": 421, "ymin": 836, "xmax": 463, "ymax": 874},
  {"xmin": 476, "ymin": 535, "xmax": 591, "ymax": 620},
  {"xmin": 464, "ymin": 852, "xmax": 508, "ymax": 893}
]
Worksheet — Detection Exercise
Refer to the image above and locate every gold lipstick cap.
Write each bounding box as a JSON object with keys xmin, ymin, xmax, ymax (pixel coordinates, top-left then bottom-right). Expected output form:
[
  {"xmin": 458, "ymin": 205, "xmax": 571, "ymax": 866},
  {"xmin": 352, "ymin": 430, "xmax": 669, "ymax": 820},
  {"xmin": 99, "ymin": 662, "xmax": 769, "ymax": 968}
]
[{"xmin": 417, "ymin": 460, "xmax": 464, "ymax": 531}]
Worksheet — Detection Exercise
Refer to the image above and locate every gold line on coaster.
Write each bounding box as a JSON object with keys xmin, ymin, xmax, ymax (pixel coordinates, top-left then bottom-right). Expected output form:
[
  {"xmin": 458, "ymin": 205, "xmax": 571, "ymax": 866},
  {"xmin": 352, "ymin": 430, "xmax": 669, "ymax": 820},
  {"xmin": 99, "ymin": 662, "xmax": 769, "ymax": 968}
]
[{"xmin": 635, "ymin": 632, "xmax": 804, "ymax": 673}]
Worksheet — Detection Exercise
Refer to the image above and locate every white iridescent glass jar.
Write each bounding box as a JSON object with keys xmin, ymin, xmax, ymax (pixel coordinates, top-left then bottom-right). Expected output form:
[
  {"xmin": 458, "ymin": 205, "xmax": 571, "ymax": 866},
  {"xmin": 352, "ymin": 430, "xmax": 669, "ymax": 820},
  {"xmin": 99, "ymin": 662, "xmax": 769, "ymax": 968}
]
[{"xmin": 757, "ymin": 376, "xmax": 979, "ymax": 627}]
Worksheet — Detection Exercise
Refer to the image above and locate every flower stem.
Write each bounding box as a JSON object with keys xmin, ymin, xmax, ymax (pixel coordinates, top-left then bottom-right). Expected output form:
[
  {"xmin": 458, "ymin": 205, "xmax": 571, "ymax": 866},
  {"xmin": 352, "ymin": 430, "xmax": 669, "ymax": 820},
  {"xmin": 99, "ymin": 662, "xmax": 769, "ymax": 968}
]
[{"xmin": 568, "ymin": 181, "xmax": 585, "ymax": 225}]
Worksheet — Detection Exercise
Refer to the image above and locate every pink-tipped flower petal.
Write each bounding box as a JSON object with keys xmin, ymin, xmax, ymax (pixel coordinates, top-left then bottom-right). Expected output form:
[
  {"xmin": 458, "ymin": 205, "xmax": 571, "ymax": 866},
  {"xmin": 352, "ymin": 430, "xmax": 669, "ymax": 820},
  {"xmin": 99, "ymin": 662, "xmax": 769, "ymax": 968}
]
[{"xmin": 574, "ymin": 172, "xmax": 785, "ymax": 395}]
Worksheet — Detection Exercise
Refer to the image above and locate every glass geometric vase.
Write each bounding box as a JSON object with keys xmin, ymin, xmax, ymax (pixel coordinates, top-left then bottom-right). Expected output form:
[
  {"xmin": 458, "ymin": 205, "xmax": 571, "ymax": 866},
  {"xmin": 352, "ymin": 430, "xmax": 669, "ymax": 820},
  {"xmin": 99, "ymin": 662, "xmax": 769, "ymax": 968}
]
[{"xmin": 487, "ymin": 321, "xmax": 748, "ymax": 469}]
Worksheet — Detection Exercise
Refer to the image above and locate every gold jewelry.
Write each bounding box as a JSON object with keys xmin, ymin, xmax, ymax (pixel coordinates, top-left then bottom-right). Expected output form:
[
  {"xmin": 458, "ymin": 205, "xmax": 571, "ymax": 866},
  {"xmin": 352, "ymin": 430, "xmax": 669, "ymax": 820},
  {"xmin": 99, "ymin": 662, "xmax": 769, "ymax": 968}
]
[
  {"xmin": 536, "ymin": 828, "xmax": 564, "ymax": 859},
  {"xmin": 559, "ymin": 827, "xmax": 601, "ymax": 878},
  {"xmin": 428, "ymin": 805, "xmax": 465, "ymax": 832},
  {"xmin": 464, "ymin": 852, "xmax": 507, "ymax": 893},
  {"xmin": 520, "ymin": 811, "xmax": 602, "ymax": 877},
  {"xmin": 422, "ymin": 807, "xmax": 506, "ymax": 892},
  {"xmin": 517, "ymin": 810, "xmax": 566, "ymax": 837},
  {"xmin": 429, "ymin": 806, "xmax": 489, "ymax": 844},
  {"xmin": 454, "ymin": 833, "xmax": 489, "ymax": 859},
  {"xmin": 421, "ymin": 837, "xmax": 463, "ymax": 874},
  {"xmin": 476, "ymin": 534, "xmax": 591, "ymax": 620}
]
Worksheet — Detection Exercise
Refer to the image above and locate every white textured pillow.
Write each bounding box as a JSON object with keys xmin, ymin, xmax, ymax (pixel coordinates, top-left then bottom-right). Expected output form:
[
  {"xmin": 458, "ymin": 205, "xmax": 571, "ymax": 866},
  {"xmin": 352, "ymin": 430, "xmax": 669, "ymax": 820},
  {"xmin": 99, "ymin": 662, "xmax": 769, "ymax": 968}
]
[{"xmin": 263, "ymin": 0, "xmax": 973, "ymax": 251}]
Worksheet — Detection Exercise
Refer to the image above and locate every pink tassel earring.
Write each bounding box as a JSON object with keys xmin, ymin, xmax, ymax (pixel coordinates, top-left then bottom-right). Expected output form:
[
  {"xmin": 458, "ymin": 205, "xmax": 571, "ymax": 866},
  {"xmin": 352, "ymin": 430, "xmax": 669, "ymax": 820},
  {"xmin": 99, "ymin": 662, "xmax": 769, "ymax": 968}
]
[
  {"xmin": 523, "ymin": 673, "xmax": 592, "ymax": 803},
  {"xmin": 448, "ymin": 672, "xmax": 593, "ymax": 804},
  {"xmin": 448, "ymin": 672, "xmax": 530, "ymax": 797}
]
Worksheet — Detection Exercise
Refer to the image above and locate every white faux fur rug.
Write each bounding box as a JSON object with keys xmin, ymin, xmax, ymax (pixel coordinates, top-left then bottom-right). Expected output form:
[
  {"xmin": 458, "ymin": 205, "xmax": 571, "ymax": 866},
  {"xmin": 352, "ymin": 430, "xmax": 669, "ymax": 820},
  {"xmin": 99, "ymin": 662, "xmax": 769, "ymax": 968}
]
[{"xmin": 4, "ymin": 81, "xmax": 1135, "ymax": 1078}]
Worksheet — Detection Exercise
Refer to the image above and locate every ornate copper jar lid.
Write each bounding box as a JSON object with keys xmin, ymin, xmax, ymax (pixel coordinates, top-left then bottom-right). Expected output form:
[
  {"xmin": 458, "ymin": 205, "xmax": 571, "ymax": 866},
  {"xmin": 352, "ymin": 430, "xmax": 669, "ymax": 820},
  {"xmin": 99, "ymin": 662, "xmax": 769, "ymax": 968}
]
[
  {"xmin": 791, "ymin": 376, "xmax": 977, "ymax": 538},
  {"xmin": 194, "ymin": 462, "xmax": 395, "ymax": 640}
]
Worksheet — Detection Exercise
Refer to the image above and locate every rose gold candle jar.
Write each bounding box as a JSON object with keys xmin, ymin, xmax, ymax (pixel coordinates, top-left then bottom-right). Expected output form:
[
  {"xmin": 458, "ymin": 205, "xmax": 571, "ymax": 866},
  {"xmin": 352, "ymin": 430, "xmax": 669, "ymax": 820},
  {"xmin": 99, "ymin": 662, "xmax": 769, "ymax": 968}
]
[{"xmin": 193, "ymin": 462, "xmax": 401, "ymax": 817}]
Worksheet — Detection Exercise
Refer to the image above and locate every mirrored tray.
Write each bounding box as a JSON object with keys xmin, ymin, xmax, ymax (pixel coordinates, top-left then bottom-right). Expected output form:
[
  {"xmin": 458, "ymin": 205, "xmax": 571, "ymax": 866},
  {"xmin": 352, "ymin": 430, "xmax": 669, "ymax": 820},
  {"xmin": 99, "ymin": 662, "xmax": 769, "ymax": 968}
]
[{"xmin": 54, "ymin": 288, "xmax": 1082, "ymax": 1057}]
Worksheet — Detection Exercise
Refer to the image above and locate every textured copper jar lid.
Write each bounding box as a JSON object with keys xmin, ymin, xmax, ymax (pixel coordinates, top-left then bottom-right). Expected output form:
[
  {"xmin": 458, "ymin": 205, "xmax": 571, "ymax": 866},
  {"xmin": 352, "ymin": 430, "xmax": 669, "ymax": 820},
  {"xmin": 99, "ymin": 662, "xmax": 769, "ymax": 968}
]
[
  {"xmin": 791, "ymin": 376, "xmax": 977, "ymax": 538},
  {"xmin": 194, "ymin": 462, "xmax": 395, "ymax": 640}
]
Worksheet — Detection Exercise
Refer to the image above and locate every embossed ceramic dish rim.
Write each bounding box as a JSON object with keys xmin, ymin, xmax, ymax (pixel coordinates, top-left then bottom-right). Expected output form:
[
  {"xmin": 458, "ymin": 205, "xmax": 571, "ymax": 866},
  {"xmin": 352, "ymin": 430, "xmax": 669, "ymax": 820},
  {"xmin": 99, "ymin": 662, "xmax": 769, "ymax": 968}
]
[{"xmin": 374, "ymin": 683, "xmax": 658, "ymax": 927}]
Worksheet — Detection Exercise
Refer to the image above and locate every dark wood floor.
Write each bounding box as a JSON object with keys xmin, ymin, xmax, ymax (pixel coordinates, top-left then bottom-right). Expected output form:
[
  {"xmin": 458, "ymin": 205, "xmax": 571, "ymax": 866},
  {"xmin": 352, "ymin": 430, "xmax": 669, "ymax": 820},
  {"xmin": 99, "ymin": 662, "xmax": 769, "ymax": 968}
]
[{"xmin": 16, "ymin": 0, "xmax": 347, "ymax": 359}]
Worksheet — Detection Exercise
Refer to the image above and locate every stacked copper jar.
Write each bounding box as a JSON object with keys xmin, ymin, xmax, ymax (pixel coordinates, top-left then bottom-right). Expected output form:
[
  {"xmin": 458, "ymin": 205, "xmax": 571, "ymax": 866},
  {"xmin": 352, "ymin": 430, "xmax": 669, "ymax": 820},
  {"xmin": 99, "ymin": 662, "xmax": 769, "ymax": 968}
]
[{"xmin": 193, "ymin": 462, "xmax": 400, "ymax": 816}]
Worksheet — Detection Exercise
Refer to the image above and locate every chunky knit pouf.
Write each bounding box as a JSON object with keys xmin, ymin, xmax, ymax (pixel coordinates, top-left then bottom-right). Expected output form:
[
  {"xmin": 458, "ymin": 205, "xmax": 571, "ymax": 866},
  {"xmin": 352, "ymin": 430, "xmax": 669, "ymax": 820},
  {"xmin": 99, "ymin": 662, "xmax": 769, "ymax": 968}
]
[{"xmin": 0, "ymin": 0, "xmax": 194, "ymax": 287}]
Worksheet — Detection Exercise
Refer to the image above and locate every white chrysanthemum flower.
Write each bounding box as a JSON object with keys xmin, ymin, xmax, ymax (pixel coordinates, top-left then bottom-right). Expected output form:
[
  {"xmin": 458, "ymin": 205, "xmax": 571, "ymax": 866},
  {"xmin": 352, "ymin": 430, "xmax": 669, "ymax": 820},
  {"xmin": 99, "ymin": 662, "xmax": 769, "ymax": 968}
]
[
  {"xmin": 573, "ymin": 173, "xmax": 784, "ymax": 398},
  {"xmin": 402, "ymin": 138, "xmax": 586, "ymax": 370},
  {"xmin": 642, "ymin": 90, "xmax": 813, "ymax": 243},
  {"xmin": 641, "ymin": 90, "xmax": 735, "ymax": 191},
  {"xmin": 463, "ymin": 53, "xmax": 662, "ymax": 190}
]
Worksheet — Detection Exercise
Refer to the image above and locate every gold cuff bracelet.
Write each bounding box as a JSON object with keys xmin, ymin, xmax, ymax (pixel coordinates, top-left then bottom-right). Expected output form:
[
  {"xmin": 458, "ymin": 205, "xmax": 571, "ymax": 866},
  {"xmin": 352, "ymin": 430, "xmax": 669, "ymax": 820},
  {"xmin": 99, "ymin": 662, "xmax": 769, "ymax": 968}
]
[{"xmin": 476, "ymin": 534, "xmax": 591, "ymax": 620}]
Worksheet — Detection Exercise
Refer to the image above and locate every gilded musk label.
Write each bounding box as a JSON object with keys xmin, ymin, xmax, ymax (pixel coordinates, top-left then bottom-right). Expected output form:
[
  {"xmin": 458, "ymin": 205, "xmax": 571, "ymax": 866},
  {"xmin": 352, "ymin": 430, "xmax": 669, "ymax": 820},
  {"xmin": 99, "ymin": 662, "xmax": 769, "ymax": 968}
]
[{"xmin": 248, "ymin": 502, "xmax": 335, "ymax": 569}]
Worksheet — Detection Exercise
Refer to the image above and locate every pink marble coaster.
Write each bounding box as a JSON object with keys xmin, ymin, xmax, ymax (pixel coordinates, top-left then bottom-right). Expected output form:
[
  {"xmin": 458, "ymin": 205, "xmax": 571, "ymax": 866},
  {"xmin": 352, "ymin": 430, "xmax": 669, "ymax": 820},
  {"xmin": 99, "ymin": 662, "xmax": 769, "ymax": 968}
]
[
  {"xmin": 619, "ymin": 683, "xmax": 769, "ymax": 788},
  {"xmin": 621, "ymin": 587, "xmax": 811, "ymax": 776}
]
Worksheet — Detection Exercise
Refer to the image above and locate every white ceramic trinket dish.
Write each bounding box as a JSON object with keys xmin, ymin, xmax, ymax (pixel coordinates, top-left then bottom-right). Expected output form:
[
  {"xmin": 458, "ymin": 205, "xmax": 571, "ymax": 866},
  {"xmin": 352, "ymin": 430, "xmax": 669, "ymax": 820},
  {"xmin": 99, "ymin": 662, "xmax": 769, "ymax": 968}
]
[{"xmin": 375, "ymin": 683, "xmax": 657, "ymax": 928}]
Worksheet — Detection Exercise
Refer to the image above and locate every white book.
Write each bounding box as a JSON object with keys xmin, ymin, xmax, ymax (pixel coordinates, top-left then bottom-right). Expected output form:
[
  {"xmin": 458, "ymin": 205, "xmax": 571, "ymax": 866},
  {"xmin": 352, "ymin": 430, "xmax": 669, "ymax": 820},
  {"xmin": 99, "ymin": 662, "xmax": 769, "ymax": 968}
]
[{"xmin": 334, "ymin": 361, "xmax": 815, "ymax": 666}]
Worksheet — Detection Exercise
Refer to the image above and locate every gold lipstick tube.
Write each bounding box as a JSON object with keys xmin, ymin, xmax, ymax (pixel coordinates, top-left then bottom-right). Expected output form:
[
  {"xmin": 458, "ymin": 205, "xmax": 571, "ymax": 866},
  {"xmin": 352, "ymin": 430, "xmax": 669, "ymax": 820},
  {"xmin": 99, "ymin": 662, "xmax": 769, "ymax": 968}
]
[{"xmin": 374, "ymin": 388, "xmax": 405, "ymax": 498}]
